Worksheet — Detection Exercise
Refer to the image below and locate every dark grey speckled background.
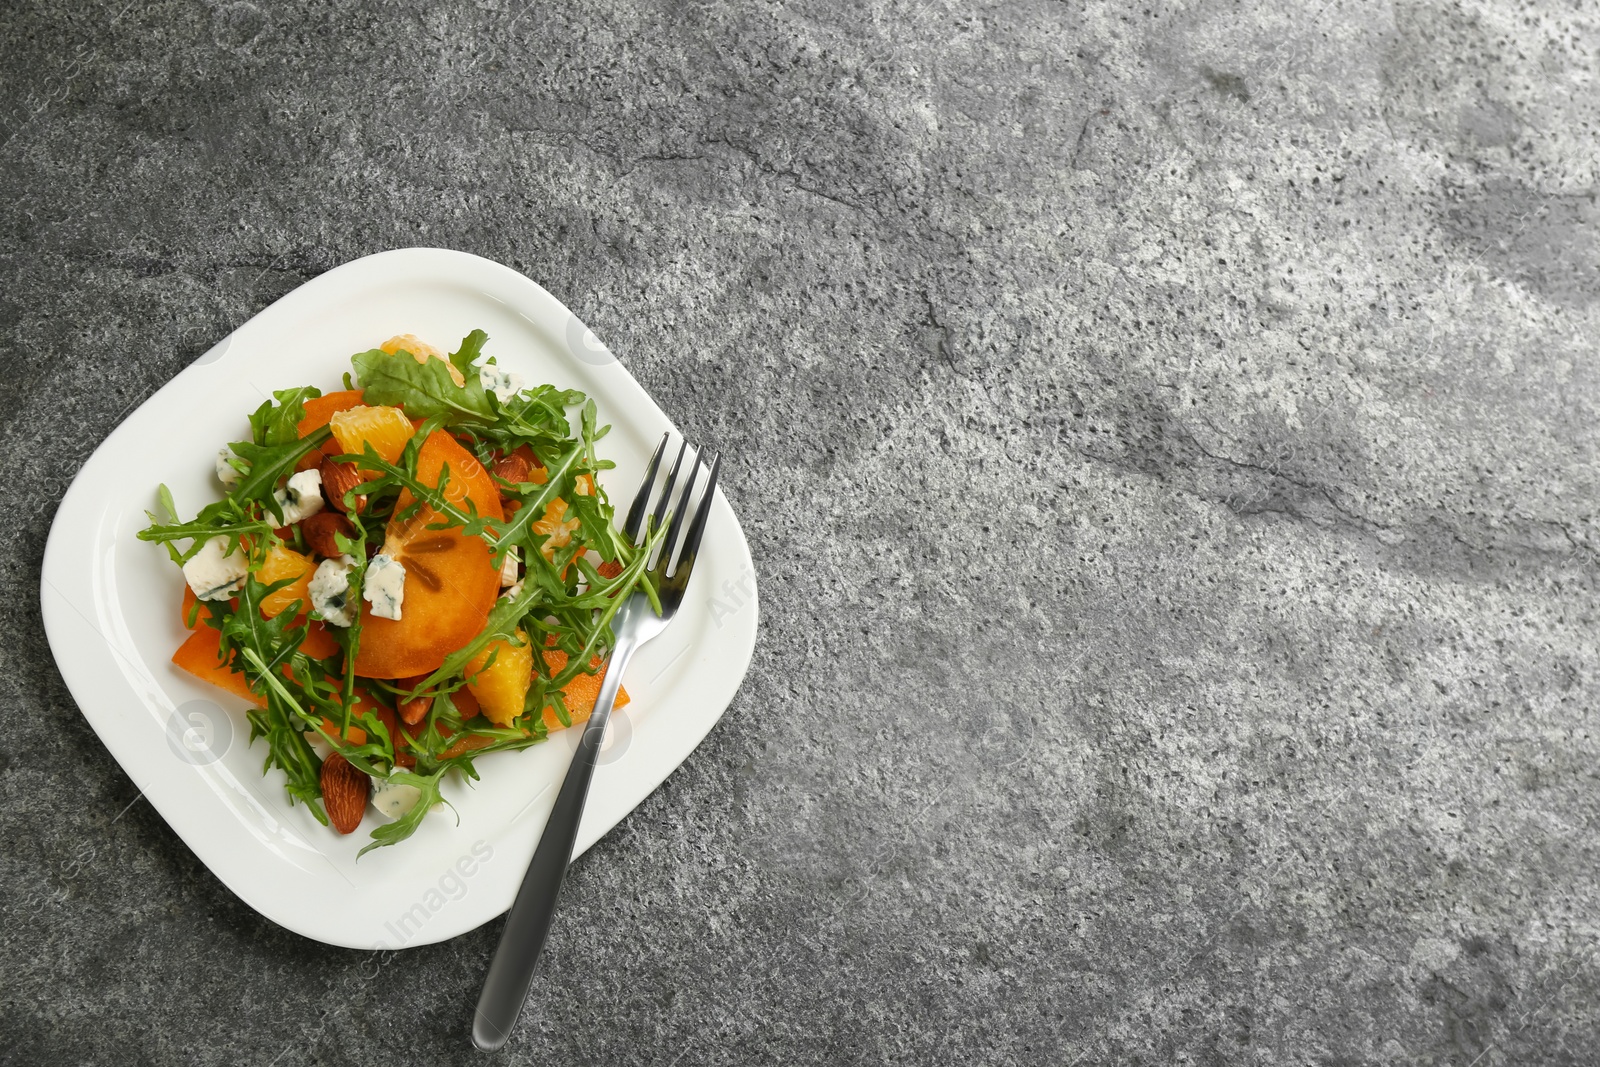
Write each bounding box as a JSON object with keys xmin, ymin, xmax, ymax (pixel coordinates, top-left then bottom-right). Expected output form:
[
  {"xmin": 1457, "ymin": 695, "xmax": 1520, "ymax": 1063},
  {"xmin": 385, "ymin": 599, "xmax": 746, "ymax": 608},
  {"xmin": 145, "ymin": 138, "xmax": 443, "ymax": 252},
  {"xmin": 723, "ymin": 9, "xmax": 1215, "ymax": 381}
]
[{"xmin": 5, "ymin": 0, "xmax": 1600, "ymax": 1063}]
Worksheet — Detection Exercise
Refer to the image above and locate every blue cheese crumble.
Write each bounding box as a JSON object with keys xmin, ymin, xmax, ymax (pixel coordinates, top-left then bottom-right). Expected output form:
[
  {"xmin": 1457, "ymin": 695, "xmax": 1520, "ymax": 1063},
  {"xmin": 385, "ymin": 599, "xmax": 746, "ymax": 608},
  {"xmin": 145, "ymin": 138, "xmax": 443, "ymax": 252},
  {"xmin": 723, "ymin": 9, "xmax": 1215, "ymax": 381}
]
[
  {"xmin": 215, "ymin": 447, "xmax": 245, "ymax": 490},
  {"xmin": 363, "ymin": 553, "xmax": 406, "ymax": 620},
  {"xmin": 479, "ymin": 363, "xmax": 525, "ymax": 403},
  {"xmin": 272, "ymin": 468, "xmax": 324, "ymax": 525},
  {"xmin": 309, "ymin": 555, "xmax": 357, "ymax": 627},
  {"xmin": 369, "ymin": 774, "xmax": 423, "ymax": 819},
  {"xmin": 182, "ymin": 535, "xmax": 248, "ymax": 601}
]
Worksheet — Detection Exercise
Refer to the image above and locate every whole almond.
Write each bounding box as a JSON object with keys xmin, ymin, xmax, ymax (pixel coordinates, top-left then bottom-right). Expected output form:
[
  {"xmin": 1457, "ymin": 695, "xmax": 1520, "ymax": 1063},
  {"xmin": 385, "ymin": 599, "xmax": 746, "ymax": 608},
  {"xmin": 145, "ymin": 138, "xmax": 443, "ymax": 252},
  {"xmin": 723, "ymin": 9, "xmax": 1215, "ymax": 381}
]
[
  {"xmin": 320, "ymin": 753, "xmax": 370, "ymax": 835},
  {"xmin": 300, "ymin": 511, "xmax": 354, "ymax": 559},
  {"xmin": 491, "ymin": 450, "xmax": 532, "ymax": 486},
  {"xmin": 320, "ymin": 457, "xmax": 366, "ymax": 514}
]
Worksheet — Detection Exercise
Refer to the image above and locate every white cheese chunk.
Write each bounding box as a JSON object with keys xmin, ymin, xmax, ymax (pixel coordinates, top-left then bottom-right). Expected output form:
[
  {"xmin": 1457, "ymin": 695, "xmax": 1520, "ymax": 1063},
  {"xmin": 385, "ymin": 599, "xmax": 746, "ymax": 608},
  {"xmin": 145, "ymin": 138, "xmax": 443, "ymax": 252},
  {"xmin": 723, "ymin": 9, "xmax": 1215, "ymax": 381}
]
[
  {"xmin": 479, "ymin": 364, "xmax": 525, "ymax": 403},
  {"xmin": 182, "ymin": 535, "xmax": 248, "ymax": 601},
  {"xmin": 502, "ymin": 579, "xmax": 524, "ymax": 602},
  {"xmin": 369, "ymin": 774, "xmax": 423, "ymax": 820},
  {"xmin": 498, "ymin": 548, "xmax": 520, "ymax": 587},
  {"xmin": 309, "ymin": 554, "xmax": 357, "ymax": 627},
  {"xmin": 215, "ymin": 446, "xmax": 245, "ymax": 490},
  {"xmin": 363, "ymin": 553, "xmax": 406, "ymax": 620},
  {"xmin": 271, "ymin": 467, "xmax": 324, "ymax": 525}
]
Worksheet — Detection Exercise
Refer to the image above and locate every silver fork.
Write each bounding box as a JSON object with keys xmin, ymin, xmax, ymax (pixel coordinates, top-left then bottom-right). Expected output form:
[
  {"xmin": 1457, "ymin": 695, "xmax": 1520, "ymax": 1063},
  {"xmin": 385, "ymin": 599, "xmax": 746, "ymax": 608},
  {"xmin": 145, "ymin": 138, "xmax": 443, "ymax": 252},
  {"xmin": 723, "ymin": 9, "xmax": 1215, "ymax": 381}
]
[{"xmin": 472, "ymin": 434, "xmax": 721, "ymax": 1052}]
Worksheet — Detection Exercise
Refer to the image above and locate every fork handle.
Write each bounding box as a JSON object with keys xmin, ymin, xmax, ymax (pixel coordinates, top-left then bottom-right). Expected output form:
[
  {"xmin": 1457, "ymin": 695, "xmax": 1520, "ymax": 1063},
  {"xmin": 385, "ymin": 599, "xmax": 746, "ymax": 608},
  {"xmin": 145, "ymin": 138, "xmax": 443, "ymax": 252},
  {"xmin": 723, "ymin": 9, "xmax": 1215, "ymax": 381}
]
[{"xmin": 471, "ymin": 634, "xmax": 640, "ymax": 1052}]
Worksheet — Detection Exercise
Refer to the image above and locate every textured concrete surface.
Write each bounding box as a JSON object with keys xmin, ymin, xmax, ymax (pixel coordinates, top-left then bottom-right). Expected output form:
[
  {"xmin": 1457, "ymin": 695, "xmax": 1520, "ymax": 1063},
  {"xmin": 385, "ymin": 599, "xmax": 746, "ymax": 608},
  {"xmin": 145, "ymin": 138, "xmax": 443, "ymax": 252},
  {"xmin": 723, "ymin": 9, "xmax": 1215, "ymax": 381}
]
[{"xmin": 4, "ymin": 0, "xmax": 1600, "ymax": 1063}]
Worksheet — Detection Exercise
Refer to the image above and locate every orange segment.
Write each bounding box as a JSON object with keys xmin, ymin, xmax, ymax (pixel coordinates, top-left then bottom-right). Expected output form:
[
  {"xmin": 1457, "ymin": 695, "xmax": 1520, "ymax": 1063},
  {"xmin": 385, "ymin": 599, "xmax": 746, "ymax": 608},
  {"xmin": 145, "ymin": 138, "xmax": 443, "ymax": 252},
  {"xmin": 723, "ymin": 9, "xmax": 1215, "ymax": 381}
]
[
  {"xmin": 465, "ymin": 631, "xmax": 534, "ymax": 726},
  {"xmin": 352, "ymin": 431, "xmax": 503, "ymax": 678},
  {"xmin": 257, "ymin": 544, "xmax": 315, "ymax": 618},
  {"xmin": 329, "ymin": 405, "xmax": 416, "ymax": 467},
  {"xmin": 531, "ymin": 498, "xmax": 581, "ymax": 563},
  {"xmin": 381, "ymin": 334, "xmax": 466, "ymax": 387}
]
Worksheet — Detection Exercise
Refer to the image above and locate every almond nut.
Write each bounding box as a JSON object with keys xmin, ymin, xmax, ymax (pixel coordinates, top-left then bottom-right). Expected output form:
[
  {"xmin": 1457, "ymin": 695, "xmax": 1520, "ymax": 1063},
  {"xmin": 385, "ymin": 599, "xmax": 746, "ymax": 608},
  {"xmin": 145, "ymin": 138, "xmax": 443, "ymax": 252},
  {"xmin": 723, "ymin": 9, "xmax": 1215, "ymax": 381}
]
[{"xmin": 320, "ymin": 753, "xmax": 370, "ymax": 835}]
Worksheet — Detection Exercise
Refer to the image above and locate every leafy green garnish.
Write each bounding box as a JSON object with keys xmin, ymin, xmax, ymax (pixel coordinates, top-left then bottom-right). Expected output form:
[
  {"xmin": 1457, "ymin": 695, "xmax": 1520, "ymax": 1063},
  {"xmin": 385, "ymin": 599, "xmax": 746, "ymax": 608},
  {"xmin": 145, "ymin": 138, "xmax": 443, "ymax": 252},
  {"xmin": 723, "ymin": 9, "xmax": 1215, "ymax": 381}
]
[
  {"xmin": 449, "ymin": 328, "xmax": 488, "ymax": 379},
  {"xmin": 352, "ymin": 342, "xmax": 494, "ymax": 423},
  {"xmin": 249, "ymin": 386, "xmax": 322, "ymax": 447}
]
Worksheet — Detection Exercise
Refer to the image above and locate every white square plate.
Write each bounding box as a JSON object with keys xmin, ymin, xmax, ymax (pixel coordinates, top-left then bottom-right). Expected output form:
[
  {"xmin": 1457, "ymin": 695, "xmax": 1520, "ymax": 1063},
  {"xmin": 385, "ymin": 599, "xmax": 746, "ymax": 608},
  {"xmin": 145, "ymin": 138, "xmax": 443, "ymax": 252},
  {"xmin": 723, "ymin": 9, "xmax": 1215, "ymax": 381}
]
[{"xmin": 40, "ymin": 248, "xmax": 759, "ymax": 949}]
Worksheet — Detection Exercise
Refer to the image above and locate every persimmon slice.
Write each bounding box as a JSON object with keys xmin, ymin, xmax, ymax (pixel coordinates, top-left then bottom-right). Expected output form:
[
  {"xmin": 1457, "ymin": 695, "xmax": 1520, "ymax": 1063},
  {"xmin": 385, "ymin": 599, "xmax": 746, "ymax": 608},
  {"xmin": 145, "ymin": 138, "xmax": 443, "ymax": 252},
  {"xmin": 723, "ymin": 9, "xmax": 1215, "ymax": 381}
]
[
  {"xmin": 173, "ymin": 625, "xmax": 263, "ymax": 706},
  {"xmin": 294, "ymin": 389, "xmax": 365, "ymax": 472},
  {"xmin": 352, "ymin": 431, "xmax": 503, "ymax": 678},
  {"xmin": 172, "ymin": 620, "xmax": 338, "ymax": 701}
]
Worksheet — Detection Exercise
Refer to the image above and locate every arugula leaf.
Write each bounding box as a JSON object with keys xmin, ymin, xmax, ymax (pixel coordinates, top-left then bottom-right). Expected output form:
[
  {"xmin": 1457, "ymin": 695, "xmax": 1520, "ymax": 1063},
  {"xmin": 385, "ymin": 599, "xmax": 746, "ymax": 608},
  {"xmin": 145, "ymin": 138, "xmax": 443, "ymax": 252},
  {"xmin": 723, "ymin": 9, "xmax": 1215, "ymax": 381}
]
[
  {"xmin": 352, "ymin": 347, "xmax": 495, "ymax": 423},
  {"xmin": 450, "ymin": 329, "xmax": 488, "ymax": 379},
  {"xmin": 148, "ymin": 485, "xmax": 187, "ymax": 564},
  {"xmin": 493, "ymin": 384, "xmax": 584, "ymax": 442},
  {"xmin": 488, "ymin": 445, "xmax": 584, "ymax": 553},
  {"xmin": 248, "ymin": 386, "xmax": 322, "ymax": 447},
  {"xmin": 226, "ymin": 575, "xmax": 331, "ymax": 821},
  {"xmin": 136, "ymin": 516, "xmax": 274, "ymax": 558}
]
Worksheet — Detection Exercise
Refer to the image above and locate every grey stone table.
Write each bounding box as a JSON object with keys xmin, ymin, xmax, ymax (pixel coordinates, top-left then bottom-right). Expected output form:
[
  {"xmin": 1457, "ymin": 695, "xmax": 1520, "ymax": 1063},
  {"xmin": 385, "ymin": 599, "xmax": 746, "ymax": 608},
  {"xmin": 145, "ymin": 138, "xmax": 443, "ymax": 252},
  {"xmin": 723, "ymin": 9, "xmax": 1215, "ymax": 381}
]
[{"xmin": 3, "ymin": 0, "xmax": 1598, "ymax": 1063}]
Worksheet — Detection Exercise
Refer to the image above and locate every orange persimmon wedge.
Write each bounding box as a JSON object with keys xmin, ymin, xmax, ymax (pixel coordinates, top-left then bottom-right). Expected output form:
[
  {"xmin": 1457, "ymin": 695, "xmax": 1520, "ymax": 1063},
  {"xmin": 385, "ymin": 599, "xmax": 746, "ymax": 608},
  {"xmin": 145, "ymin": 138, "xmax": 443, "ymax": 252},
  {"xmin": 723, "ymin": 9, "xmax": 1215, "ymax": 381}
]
[
  {"xmin": 352, "ymin": 431, "xmax": 504, "ymax": 678},
  {"xmin": 300, "ymin": 620, "xmax": 340, "ymax": 660},
  {"xmin": 173, "ymin": 613, "xmax": 339, "ymax": 705},
  {"xmin": 319, "ymin": 716, "xmax": 367, "ymax": 745},
  {"xmin": 294, "ymin": 389, "xmax": 365, "ymax": 471},
  {"xmin": 540, "ymin": 645, "xmax": 629, "ymax": 733},
  {"xmin": 172, "ymin": 625, "xmax": 263, "ymax": 705},
  {"xmin": 180, "ymin": 585, "xmax": 219, "ymax": 629},
  {"xmin": 316, "ymin": 686, "xmax": 393, "ymax": 748}
]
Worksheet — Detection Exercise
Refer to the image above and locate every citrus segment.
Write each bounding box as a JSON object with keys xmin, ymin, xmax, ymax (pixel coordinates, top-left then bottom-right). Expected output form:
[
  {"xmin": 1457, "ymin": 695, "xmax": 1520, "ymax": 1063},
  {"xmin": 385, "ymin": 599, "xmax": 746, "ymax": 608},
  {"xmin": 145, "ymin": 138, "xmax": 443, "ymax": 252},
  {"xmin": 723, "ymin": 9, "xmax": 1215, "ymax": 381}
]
[
  {"xmin": 539, "ymin": 645, "xmax": 629, "ymax": 733},
  {"xmin": 465, "ymin": 631, "xmax": 534, "ymax": 726},
  {"xmin": 257, "ymin": 544, "xmax": 316, "ymax": 618},
  {"xmin": 329, "ymin": 405, "xmax": 416, "ymax": 467}
]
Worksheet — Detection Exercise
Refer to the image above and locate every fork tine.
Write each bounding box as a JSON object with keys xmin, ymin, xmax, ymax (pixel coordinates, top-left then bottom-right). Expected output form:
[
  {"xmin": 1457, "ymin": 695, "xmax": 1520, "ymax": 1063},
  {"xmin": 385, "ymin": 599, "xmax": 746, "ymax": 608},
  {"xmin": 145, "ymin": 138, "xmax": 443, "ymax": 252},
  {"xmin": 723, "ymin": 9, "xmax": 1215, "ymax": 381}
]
[
  {"xmin": 649, "ymin": 440, "xmax": 688, "ymax": 547},
  {"xmin": 670, "ymin": 452, "xmax": 720, "ymax": 576},
  {"xmin": 661, "ymin": 450, "xmax": 705, "ymax": 574},
  {"xmin": 623, "ymin": 433, "xmax": 669, "ymax": 542}
]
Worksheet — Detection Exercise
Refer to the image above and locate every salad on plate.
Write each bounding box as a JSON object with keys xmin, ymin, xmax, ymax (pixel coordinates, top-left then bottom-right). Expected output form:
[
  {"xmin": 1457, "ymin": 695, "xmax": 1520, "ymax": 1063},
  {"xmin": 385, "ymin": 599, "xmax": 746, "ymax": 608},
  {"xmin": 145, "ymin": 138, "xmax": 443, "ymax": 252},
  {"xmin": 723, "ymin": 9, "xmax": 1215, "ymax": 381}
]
[{"xmin": 138, "ymin": 332, "xmax": 663, "ymax": 854}]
